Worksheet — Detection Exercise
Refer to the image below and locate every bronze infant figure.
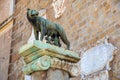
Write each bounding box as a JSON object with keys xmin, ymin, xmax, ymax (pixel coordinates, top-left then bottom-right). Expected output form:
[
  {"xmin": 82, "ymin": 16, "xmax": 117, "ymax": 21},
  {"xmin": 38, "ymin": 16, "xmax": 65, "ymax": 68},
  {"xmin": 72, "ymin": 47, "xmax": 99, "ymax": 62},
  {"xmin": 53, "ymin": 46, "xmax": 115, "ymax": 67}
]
[{"xmin": 27, "ymin": 9, "xmax": 70, "ymax": 50}]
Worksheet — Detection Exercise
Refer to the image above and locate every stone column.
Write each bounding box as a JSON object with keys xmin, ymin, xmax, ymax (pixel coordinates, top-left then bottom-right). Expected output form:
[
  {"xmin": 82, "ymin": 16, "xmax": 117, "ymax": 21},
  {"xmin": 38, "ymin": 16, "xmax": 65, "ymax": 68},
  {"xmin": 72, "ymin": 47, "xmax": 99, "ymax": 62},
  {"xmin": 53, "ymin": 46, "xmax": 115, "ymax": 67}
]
[
  {"xmin": 31, "ymin": 71, "xmax": 47, "ymax": 80},
  {"xmin": 19, "ymin": 40, "xmax": 80, "ymax": 80},
  {"xmin": 46, "ymin": 68, "xmax": 69, "ymax": 80}
]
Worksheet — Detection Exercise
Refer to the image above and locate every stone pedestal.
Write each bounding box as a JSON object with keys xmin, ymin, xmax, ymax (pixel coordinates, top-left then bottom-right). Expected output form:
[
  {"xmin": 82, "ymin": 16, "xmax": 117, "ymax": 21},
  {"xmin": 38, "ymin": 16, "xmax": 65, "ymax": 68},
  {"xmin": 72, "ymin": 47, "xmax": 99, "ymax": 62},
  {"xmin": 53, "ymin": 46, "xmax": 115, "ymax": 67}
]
[
  {"xmin": 47, "ymin": 68, "xmax": 69, "ymax": 80},
  {"xmin": 31, "ymin": 71, "xmax": 47, "ymax": 80},
  {"xmin": 19, "ymin": 40, "xmax": 80, "ymax": 80}
]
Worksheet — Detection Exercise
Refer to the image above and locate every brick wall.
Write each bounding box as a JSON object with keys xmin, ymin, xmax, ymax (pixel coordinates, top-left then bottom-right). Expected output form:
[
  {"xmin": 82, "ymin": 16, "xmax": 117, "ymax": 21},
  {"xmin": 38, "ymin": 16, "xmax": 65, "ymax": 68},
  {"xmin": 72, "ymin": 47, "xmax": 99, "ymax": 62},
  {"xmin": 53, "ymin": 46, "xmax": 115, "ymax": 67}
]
[
  {"xmin": 0, "ymin": 20, "xmax": 13, "ymax": 80},
  {"xmin": 0, "ymin": 0, "xmax": 13, "ymax": 80},
  {"xmin": 46, "ymin": 0, "xmax": 120, "ymax": 80},
  {"xmin": 47, "ymin": 0, "xmax": 120, "ymax": 80},
  {"xmin": 8, "ymin": 0, "xmax": 52, "ymax": 80},
  {"xmin": 8, "ymin": 0, "xmax": 120, "ymax": 80},
  {"xmin": 0, "ymin": 0, "xmax": 13, "ymax": 24}
]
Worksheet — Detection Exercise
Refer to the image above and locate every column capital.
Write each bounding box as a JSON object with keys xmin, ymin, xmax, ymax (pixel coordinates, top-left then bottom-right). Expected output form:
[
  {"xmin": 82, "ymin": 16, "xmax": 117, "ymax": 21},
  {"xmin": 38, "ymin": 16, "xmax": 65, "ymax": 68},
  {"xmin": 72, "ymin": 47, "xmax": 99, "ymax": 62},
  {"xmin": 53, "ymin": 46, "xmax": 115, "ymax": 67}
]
[{"xmin": 19, "ymin": 40, "xmax": 80, "ymax": 77}]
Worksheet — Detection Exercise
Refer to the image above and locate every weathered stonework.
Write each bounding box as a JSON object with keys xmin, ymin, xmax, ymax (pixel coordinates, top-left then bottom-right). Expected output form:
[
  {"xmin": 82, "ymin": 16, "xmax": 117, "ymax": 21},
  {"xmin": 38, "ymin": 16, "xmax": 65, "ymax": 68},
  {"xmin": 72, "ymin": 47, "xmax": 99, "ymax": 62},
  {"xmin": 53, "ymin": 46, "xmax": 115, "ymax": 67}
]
[
  {"xmin": 0, "ymin": 0, "xmax": 118, "ymax": 80},
  {"xmin": 52, "ymin": 0, "xmax": 66, "ymax": 18},
  {"xmin": 19, "ymin": 40, "xmax": 80, "ymax": 78},
  {"xmin": 80, "ymin": 40, "xmax": 116, "ymax": 80}
]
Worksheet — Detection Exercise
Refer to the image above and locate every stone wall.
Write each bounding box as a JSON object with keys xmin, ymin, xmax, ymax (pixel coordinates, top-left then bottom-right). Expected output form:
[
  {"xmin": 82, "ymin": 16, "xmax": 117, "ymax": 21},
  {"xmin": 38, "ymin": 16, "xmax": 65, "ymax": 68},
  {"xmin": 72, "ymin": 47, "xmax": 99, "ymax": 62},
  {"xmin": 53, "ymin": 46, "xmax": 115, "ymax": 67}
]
[
  {"xmin": 0, "ymin": 0, "xmax": 13, "ymax": 24},
  {"xmin": 0, "ymin": 0, "xmax": 13, "ymax": 80},
  {"xmin": 8, "ymin": 0, "xmax": 120, "ymax": 80},
  {"xmin": 46, "ymin": 0, "xmax": 120, "ymax": 79},
  {"xmin": 8, "ymin": 0, "xmax": 52, "ymax": 80},
  {"xmin": 0, "ymin": 20, "xmax": 13, "ymax": 80}
]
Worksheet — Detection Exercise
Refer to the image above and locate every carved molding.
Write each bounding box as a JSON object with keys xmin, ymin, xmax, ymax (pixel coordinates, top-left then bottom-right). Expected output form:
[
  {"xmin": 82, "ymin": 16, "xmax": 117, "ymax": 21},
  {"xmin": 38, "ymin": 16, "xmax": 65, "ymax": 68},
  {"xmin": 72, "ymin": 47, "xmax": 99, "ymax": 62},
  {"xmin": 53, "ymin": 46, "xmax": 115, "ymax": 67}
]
[
  {"xmin": 80, "ymin": 40, "xmax": 117, "ymax": 80},
  {"xmin": 23, "ymin": 55, "xmax": 51, "ymax": 74},
  {"xmin": 51, "ymin": 57, "xmax": 80, "ymax": 77},
  {"xmin": 81, "ymin": 70, "xmax": 109, "ymax": 80},
  {"xmin": 23, "ymin": 55, "xmax": 80, "ymax": 77},
  {"xmin": 52, "ymin": 0, "xmax": 66, "ymax": 18},
  {"xmin": 19, "ymin": 40, "xmax": 80, "ymax": 63},
  {"xmin": 80, "ymin": 42, "xmax": 116, "ymax": 76},
  {"xmin": 19, "ymin": 40, "xmax": 80, "ymax": 77}
]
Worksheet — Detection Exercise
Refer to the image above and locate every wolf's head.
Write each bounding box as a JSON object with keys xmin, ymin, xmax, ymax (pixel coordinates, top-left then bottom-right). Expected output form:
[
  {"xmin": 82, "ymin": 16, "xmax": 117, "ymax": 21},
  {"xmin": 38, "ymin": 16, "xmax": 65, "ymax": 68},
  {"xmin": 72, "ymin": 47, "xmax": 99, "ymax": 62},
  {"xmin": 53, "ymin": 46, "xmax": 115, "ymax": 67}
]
[{"xmin": 27, "ymin": 8, "xmax": 39, "ymax": 18}]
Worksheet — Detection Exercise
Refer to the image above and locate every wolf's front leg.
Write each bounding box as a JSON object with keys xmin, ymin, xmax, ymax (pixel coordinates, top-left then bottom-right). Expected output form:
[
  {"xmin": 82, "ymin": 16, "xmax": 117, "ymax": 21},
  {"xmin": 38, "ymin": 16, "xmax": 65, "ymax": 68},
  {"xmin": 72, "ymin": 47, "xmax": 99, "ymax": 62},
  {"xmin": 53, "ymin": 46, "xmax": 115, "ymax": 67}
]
[
  {"xmin": 40, "ymin": 34, "xmax": 44, "ymax": 41},
  {"xmin": 40, "ymin": 22, "xmax": 46, "ymax": 41},
  {"xmin": 40, "ymin": 28, "xmax": 45, "ymax": 41},
  {"xmin": 34, "ymin": 30, "xmax": 39, "ymax": 40}
]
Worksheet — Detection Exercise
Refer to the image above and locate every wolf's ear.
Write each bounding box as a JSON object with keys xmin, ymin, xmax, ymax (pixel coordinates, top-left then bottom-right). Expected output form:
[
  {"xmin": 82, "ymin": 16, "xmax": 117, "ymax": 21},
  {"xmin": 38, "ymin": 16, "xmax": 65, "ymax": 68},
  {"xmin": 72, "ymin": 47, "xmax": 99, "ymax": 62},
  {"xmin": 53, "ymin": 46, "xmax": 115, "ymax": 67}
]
[{"xmin": 27, "ymin": 8, "xmax": 30, "ymax": 11}]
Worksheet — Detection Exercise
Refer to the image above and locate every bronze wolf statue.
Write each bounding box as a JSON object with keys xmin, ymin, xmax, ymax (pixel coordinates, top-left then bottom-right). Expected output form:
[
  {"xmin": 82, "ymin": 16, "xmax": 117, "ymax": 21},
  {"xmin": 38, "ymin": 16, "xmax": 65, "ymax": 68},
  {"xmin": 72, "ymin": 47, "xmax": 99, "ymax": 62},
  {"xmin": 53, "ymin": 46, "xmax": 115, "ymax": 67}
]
[{"xmin": 27, "ymin": 9, "xmax": 70, "ymax": 50}]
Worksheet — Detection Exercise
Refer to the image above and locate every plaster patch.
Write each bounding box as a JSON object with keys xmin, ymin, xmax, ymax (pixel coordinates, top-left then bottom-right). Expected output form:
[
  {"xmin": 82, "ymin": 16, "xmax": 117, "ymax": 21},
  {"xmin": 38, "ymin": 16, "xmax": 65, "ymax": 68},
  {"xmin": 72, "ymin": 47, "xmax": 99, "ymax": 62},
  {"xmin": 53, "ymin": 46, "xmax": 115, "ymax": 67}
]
[
  {"xmin": 82, "ymin": 70, "xmax": 109, "ymax": 80},
  {"xmin": 80, "ymin": 42, "xmax": 115, "ymax": 76}
]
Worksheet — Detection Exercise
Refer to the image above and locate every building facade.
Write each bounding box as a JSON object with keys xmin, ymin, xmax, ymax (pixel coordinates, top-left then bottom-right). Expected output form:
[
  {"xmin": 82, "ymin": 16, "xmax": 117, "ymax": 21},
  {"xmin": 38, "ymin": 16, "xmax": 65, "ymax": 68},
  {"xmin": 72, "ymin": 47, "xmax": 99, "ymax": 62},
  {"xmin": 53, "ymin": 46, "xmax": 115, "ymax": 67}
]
[{"xmin": 0, "ymin": 0, "xmax": 120, "ymax": 80}]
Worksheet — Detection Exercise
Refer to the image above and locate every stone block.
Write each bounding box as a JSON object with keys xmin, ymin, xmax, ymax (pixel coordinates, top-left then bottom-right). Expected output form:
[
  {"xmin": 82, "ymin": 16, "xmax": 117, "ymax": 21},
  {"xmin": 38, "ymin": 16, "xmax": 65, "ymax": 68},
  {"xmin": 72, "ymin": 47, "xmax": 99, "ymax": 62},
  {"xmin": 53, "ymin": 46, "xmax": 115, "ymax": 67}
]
[
  {"xmin": 19, "ymin": 40, "xmax": 80, "ymax": 63},
  {"xmin": 19, "ymin": 40, "xmax": 80, "ymax": 77}
]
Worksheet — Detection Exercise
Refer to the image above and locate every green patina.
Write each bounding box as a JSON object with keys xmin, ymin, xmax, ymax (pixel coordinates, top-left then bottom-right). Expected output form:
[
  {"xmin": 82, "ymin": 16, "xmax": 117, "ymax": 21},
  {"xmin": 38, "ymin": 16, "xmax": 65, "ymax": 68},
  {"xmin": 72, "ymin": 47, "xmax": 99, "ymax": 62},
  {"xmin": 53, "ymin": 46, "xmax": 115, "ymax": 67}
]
[
  {"xmin": 19, "ymin": 40, "xmax": 80, "ymax": 75},
  {"xmin": 23, "ymin": 55, "xmax": 51, "ymax": 74},
  {"xmin": 19, "ymin": 40, "xmax": 80, "ymax": 63},
  {"xmin": 27, "ymin": 9, "xmax": 70, "ymax": 49}
]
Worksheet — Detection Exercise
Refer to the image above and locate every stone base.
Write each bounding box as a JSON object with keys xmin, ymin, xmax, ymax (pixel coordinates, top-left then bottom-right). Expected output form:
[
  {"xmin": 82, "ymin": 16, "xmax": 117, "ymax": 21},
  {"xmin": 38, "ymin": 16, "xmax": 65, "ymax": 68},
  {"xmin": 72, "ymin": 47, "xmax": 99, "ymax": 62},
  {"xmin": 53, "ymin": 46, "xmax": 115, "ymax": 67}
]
[
  {"xmin": 19, "ymin": 40, "xmax": 80, "ymax": 80},
  {"xmin": 31, "ymin": 71, "xmax": 47, "ymax": 80},
  {"xmin": 47, "ymin": 68, "xmax": 69, "ymax": 80},
  {"xmin": 31, "ymin": 68, "xmax": 69, "ymax": 80}
]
